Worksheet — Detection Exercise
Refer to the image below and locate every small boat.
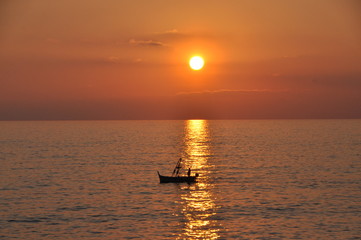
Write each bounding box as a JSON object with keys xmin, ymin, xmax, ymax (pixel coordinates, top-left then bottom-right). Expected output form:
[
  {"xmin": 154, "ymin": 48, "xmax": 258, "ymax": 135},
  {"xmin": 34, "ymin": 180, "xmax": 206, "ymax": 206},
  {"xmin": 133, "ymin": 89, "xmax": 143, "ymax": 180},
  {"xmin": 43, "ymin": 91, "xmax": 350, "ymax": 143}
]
[
  {"xmin": 157, "ymin": 171, "xmax": 198, "ymax": 183},
  {"xmin": 157, "ymin": 158, "xmax": 198, "ymax": 183}
]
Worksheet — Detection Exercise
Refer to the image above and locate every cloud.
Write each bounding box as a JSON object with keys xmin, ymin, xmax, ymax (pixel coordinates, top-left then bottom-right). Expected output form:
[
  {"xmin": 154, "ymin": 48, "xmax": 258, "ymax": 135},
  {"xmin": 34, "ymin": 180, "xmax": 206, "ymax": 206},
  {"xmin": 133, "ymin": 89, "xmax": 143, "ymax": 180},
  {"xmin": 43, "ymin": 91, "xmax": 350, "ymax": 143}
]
[
  {"xmin": 130, "ymin": 29, "xmax": 217, "ymax": 47},
  {"xmin": 133, "ymin": 58, "xmax": 143, "ymax": 63},
  {"xmin": 106, "ymin": 56, "xmax": 120, "ymax": 63},
  {"xmin": 154, "ymin": 29, "xmax": 216, "ymax": 42},
  {"xmin": 176, "ymin": 88, "xmax": 289, "ymax": 96},
  {"xmin": 129, "ymin": 38, "xmax": 166, "ymax": 47},
  {"xmin": 154, "ymin": 29, "xmax": 188, "ymax": 39},
  {"xmin": 127, "ymin": 29, "xmax": 218, "ymax": 52},
  {"xmin": 155, "ymin": 29, "xmax": 179, "ymax": 35},
  {"xmin": 96, "ymin": 56, "xmax": 148, "ymax": 65}
]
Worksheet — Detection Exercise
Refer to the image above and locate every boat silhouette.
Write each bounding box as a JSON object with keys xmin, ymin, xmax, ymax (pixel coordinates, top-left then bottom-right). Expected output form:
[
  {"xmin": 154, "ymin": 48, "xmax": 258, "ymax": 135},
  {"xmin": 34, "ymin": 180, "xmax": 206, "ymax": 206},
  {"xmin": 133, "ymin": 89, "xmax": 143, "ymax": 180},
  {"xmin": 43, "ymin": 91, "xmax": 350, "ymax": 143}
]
[{"xmin": 158, "ymin": 158, "xmax": 198, "ymax": 183}]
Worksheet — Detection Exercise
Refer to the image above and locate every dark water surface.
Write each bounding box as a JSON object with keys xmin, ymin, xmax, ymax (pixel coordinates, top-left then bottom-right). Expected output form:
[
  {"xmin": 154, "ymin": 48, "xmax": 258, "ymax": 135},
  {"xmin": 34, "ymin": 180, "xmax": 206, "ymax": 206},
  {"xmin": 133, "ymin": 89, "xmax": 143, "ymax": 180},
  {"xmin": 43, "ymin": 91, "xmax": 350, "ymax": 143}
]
[{"xmin": 0, "ymin": 120, "xmax": 360, "ymax": 239}]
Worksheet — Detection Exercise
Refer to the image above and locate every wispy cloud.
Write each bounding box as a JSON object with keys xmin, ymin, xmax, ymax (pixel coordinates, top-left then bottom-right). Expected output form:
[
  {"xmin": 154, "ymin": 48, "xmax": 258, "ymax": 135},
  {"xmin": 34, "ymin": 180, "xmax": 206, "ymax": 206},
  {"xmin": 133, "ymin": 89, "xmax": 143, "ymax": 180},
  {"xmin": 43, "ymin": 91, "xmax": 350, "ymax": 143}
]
[
  {"xmin": 154, "ymin": 29, "xmax": 216, "ymax": 41},
  {"xmin": 176, "ymin": 89, "xmax": 289, "ymax": 96},
  {"xmin": 106, "ymin": 56, "xmax": 120, "ymax": 63},
  {"xmin": 129, "ymin": 39, "xmax": 167, "ymax": 47},
  {"xmin": 155, "ymin": 29, "xmax": 179, "ymax": 35},
  {"xmin": 153, "ymin": 29, "xmax": 188, "ymax": 39},
  {"xmin": 129, "ymin": 29, "xmax": 216, "ymax": 48}
]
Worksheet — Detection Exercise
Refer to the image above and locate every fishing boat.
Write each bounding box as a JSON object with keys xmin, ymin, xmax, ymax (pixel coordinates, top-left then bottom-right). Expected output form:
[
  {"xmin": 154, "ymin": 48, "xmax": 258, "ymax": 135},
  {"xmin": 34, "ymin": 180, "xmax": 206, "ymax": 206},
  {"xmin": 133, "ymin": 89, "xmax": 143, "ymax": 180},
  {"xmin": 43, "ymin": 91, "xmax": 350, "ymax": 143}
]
[
  {"xmin": 157, "ymin": 171, "xmax": 198, "ymax": 183},
  {"xmin": 157, "ymin": 158, "xmax": 198, "ymax": 183}
]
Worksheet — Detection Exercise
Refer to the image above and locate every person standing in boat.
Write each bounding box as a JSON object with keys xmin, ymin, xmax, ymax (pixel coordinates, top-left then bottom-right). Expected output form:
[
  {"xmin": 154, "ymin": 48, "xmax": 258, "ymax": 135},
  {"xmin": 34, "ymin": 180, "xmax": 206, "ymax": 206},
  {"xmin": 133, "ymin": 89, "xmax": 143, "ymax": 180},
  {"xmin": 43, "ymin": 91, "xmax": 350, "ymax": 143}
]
[{"xmin": 187, "ymin": 168, "xmax": 191, "ymax": 177}]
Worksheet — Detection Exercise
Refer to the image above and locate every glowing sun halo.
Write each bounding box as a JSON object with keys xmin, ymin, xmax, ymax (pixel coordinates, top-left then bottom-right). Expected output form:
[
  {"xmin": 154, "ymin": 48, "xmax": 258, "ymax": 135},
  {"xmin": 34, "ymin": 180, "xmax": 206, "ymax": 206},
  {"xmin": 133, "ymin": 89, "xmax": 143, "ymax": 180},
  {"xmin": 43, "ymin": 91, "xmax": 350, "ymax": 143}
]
[{"xmin": 189, "ymin": 56, "xmax": 204, "ymax": 70}]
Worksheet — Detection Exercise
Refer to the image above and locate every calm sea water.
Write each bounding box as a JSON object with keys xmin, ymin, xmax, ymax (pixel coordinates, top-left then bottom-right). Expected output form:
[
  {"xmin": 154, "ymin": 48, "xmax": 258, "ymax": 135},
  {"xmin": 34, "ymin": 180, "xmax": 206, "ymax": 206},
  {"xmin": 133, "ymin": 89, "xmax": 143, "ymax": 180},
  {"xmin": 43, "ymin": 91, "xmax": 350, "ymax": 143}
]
[{"xmin": 0, "ymin": 120, "xmax": 360, "ymax": 239}]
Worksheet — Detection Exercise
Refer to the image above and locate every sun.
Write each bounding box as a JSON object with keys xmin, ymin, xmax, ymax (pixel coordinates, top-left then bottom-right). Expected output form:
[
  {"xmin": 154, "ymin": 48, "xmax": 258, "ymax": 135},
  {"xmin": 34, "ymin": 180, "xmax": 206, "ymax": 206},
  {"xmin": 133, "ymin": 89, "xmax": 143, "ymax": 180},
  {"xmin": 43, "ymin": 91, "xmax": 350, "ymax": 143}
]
[{"xmin": 189, "ymin": 56, "xmax": 204, "ymax": 70}]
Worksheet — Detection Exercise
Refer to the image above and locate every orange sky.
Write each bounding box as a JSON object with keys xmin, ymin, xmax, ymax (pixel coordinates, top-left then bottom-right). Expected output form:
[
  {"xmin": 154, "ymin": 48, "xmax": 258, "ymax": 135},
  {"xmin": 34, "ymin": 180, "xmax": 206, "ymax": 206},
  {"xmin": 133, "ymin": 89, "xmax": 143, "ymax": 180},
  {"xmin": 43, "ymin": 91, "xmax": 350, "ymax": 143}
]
[{"xmin": 0, "ymin": 0, "xmax": 360, "ymax": 119}]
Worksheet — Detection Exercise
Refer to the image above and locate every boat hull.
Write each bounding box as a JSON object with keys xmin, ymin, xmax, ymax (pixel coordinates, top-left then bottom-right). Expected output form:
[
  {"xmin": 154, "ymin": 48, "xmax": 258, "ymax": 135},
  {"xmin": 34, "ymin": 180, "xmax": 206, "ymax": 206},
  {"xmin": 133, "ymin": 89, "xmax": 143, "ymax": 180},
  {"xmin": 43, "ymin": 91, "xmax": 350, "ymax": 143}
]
[{"xmin": 157, "ymin": 171, "xmax": 197, "ymax": 183}]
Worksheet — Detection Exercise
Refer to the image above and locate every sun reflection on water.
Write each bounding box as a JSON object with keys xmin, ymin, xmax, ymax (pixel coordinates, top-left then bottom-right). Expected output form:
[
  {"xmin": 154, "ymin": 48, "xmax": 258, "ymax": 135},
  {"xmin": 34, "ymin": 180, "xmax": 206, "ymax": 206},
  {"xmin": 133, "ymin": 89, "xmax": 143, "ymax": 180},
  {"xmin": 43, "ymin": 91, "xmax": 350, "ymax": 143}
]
[{"xmin": 177, "ymin": 119, "xmax": 221, "ymax": 240}]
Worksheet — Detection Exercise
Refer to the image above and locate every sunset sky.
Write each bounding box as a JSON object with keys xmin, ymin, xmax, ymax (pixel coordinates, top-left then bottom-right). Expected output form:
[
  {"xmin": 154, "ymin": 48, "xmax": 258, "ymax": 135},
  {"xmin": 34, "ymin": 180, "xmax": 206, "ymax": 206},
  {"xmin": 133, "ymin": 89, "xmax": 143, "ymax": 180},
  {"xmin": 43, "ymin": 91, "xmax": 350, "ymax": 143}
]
[{"xmin": 1, "ymin": 0, "xmax": 360, "ymax": 120}]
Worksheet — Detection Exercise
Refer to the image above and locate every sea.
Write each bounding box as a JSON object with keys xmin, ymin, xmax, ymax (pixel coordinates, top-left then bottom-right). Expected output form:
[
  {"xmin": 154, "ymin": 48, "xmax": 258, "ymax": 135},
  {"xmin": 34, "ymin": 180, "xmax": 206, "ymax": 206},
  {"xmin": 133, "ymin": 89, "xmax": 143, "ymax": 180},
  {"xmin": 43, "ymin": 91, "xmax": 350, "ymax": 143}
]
[{"xmin": 0, "ymin": 120, "xmax": 360, "ymax": 239}]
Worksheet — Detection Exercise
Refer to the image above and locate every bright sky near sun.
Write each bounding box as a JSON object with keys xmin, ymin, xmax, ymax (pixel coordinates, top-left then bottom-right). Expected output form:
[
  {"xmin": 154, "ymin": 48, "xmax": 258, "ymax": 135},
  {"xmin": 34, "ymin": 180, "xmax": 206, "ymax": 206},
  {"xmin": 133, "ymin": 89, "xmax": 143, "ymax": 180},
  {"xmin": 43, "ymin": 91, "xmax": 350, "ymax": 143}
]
[{"xmin": 0, "ymin": 0, "xmax": 360, "ymax": 119}]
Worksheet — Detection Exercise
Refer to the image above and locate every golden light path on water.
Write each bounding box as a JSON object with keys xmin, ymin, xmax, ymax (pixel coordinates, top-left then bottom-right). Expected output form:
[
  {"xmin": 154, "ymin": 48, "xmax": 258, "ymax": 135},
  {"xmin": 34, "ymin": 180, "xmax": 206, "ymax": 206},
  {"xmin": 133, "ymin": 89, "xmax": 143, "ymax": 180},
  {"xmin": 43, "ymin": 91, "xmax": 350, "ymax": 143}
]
[{"xmin": 177, "ymin": 120, "xmax": 221, "ymax": 239}]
